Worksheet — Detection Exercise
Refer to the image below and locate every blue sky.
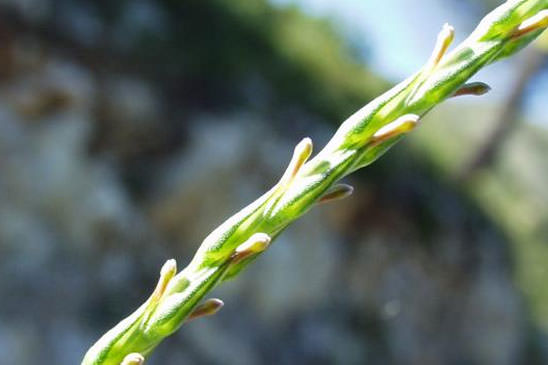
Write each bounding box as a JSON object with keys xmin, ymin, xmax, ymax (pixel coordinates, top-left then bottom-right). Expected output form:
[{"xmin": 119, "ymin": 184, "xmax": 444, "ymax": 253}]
[{"xmin": 270, "ymin": 0, "xmax": 548, "ymax": 126}]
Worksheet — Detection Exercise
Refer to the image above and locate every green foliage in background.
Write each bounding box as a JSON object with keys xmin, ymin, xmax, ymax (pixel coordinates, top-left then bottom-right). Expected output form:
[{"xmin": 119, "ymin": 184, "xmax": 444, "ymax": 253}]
[
  {"xmin": 126, "ymin": 0, "xmax": 388, "ymax": 121},
  {"xmin": 83, "ymin": 1, "xmax": 548, "ymax": 364}
]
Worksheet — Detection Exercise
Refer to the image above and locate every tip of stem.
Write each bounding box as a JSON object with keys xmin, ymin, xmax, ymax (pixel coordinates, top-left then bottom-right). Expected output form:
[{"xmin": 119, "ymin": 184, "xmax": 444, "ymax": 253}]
[
  {"xmin": 149, "ymin": 259, "xmax": 177, "ymax": 304},
  {"xmin": 514, "ymin": 10, "xmax": 548, "ymax": 38},
  {"xmin": 235, "ymin": 233, "xmax": 271, "ymax": 255},
  {"xmin": 299, "ymin": 137, "xmax": 313, "ymax": 154},
  {"xmin": 279, "ymin": 137, "xmax": 313, "ymax": 186},
  {"xmin": 230, "ymin": 233, "xmax": 272, "ymax": 264},
  {"xmin": 291, "ymin": 137, "xmax": 313, "ymax": 173},
  {"xmin": 121, "ymin": 353, "xmax": 145, "ymax": 365},
  {"xmin": 428, "ymin": 23, "xmax": 455, "ymax": 68},
  {"xmin": 371, "ymin": 114, "xmax": 420, "ymax": 146},
  {"xmin": 442, "ymin": 23, "xmax": 455, "ymax": 37},
  {"xmin": 161, "ymin": 259, "xmax": 177, "ymax": 278}
]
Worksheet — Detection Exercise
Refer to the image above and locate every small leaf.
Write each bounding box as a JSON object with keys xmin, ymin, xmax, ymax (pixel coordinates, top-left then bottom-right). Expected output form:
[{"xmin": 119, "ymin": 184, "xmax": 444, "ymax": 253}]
[
  {"xmin": 187, "ymin": 298, "xmax": 224, "ymax": 322},
  {"xmin": 318, "ymin": 184, "xmax": 354, "ymax": 204},
  {"xmin": 452, "ymin": 82, "xmax": 491, "ymax": 97}
]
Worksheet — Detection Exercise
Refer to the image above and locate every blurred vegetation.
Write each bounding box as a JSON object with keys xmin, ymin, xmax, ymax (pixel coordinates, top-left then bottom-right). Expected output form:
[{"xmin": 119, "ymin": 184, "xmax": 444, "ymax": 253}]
[
  {"xmin": 74, "ymin": 0, "xmax": 387, "ymax": 120},
  {"xmin": 52, "ymin": 0, "xmax": 388, "ymax": 193},
  {"xmin": 413, "ymin": 96, "xmax": 548, "ymax": 328}
]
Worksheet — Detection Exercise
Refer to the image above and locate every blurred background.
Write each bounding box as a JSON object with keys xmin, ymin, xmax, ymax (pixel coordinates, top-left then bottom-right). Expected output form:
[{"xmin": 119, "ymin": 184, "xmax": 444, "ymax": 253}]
[{"xmin": 0, "ymin": 0, "xmax": 547, "ymax": 364}]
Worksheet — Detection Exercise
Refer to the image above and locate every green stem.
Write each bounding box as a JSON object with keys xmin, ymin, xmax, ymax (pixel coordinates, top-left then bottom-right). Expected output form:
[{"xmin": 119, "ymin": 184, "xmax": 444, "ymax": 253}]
[{"xmin": 82, "ymin": 1, "xmax": 548, "ymax": 364}]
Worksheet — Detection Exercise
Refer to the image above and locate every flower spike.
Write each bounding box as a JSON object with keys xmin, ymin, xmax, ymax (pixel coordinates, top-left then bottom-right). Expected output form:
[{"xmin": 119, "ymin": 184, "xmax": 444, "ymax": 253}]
[{"xmin": 83, "ymin": 2, "xmax": 548, "ymax": 363}]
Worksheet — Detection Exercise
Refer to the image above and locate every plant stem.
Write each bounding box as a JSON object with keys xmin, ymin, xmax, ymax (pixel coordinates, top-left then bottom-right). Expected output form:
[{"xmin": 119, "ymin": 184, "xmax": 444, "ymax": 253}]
[{"xmin": 82, "ymin": 1, "xmax": 548, "ymax": 364}]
